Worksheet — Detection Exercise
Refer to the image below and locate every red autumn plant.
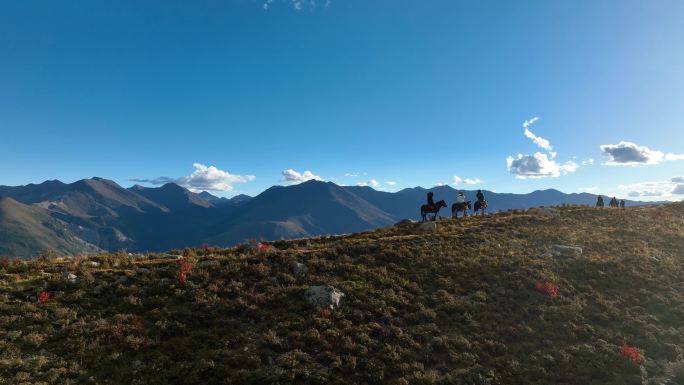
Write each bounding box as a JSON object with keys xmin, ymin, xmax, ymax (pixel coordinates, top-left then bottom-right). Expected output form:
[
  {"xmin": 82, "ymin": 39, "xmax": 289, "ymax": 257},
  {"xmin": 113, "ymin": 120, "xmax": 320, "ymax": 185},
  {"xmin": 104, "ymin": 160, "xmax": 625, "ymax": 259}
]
[
  {"xmin": 0, "ymin": 256, "xmax": 9, "ymax": 266},
  {"xmin": 38, "ymin": 290, "xmax": 51, "ymax": 303},
  {"xmin": 620, "ymin": 343, "xmax": 643, "ymax": 364},
  {"xmin": 257, "ymin": 242, "xmax": 270, "ymax": 253},
  {"xmin": 535, "ymin": 281, "xmax": 559, "ymax": 298},
  {"xmin": 132, "ymin": 315, "xmax": 144, "ymax": 331},
  {"xmin": 177, "ymin": 260, "xmax": 194, "ymax": 284},
  {"xmin": 201, "ymin": 242, "xmax": 209, "ymax": 251}
]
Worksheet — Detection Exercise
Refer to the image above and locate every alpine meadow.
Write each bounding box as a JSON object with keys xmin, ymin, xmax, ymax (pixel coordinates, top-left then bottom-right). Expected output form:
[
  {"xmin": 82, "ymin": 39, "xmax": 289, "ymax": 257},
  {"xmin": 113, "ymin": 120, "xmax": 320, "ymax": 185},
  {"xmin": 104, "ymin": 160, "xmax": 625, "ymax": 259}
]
[{"xmin": 1, "ymin": 1, "xmax": 684, "ymax": 384}]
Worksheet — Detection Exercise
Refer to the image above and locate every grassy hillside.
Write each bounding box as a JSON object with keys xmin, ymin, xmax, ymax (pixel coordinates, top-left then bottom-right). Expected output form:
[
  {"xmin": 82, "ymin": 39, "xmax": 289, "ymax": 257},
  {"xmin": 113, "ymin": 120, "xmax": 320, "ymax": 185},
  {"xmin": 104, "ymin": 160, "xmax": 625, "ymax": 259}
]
[
  {"xmin": 1, "ymin": 204, "xmax": 683, "ymax": 384},
  {"xmin": 0, "ymin": 197, "xmax": 94, "ymax": 258}
]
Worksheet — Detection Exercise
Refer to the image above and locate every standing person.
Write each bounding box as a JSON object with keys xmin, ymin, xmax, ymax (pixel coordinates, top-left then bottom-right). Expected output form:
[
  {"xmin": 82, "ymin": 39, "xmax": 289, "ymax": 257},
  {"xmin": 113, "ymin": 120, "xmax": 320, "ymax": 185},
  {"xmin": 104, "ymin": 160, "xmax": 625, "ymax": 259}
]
[
  {"xmin": 456, "ymin": 191, "xmax": 466, "ymax": 204},
  {"xmin": 476, "ymin": 189, "xmax": 485, "ymax": 203},
  {"xmin": 427, "ymin": 192, "xmax": 435, "ymax": 207}
]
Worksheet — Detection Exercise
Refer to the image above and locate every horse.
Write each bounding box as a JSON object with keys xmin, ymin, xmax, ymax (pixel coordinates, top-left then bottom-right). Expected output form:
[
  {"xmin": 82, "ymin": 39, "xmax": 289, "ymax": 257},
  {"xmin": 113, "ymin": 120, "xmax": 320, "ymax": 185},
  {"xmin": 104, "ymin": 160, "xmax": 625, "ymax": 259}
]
[
  {"xmin": 473, "ymin": 200, "xmax": 488, "ymax": 216},
  {"xmin": 609, "ymin": 198, "xmax": 619, "ymax": 208},
  {"xmin": 421, "ymin": 200, "xmax": 447, "ymax": 222},
  {"xmin": 451, "ymin": 201, "xmax": 471, "ymax": 219}
]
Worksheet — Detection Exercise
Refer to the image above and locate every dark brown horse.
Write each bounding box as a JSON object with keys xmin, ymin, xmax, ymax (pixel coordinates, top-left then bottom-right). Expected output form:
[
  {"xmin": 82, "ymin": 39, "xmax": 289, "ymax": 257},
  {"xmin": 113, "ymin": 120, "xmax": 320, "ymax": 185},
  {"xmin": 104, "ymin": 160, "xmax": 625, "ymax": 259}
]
[
  {"xmin": 473, "ymin": 200, "xmax": 488, "ymax": 216},
  {"xmin": 421, "ymin": 200, "xmax": 447, "ymax": 222},
  {"xmin": 451, "ymin": 201, "xmax": 471, "ymax": 219}
]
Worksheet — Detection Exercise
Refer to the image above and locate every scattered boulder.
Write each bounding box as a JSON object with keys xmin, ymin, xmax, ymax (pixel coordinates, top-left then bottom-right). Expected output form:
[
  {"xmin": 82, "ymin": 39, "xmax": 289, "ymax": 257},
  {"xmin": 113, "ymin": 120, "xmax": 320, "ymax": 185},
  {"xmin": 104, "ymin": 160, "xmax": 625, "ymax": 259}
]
[
  {"xmin": 114, "ymin": 275, "xmax": 129, "ymax": 285},
  {"xmin": 543, "ymin": 244, "xmax": 583, "ymax": 257},
  {"xmin": 198, "ymin": 260, "xmax": 220, "ymax": 268},
  {"xmin": 63, "ymin": 272, "xmax": 77, "ymax": 283},
  {"xmin": 304, "ymin": 285, "xmax": 345, "ymax": 310},
  {"xmin": 417, "ymin": 222, "xmax": 437, "ymax": 233},
  {"xmin": 293, "ymin": 262, "xmax": 309, "ymax": 276},
  {"xmin": 160, "ymin": 254, "xmax": 183, "ymax": 260},
  {"xmin": 85, "ymin": 261, "xmax": 101, "ymax": 268}
]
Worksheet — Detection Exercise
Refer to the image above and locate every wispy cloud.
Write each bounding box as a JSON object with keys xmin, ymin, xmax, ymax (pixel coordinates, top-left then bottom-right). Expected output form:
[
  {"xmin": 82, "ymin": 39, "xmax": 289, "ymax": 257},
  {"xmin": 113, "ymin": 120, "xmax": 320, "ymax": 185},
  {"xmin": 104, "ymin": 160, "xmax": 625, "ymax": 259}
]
[
  {"xmin": 453, "ymin": 176, "xmax": 482, "ymax": 185},
  {"xmin": 507, "ymin": 117, "xmax": 579, "ymax": 179},
  {"xmin": 131, "ymin": 163, "xmax": 255, "ymax": 192},
  {"xmin": 522, "ymin": 117, "xmax": 553, "ymax": 152},
  {"xmin": 356, "ymin": 179, "xmax": 381, "ymax": 188},
  {"xmin": 386, "ymin": 181, "xmax": 397, "ymax": 186},
  {"xmin": 263, "ymin": 0, "xmax": 330, "ymax": 11},
  {"xmin": 618, "ymin": 176, "xmax": 684, "ymax": 198},
  {"xmin": 281, "ymin": 169, "xmax": 323, "ymax": 184}
]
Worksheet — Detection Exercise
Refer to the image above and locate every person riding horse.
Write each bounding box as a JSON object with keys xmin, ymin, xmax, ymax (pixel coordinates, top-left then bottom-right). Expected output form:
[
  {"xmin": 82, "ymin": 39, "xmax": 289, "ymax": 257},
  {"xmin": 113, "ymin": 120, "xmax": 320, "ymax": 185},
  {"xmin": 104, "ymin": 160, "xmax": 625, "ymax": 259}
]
[
  {"xmin": 596, "ymin": 195, "xmax": 604, "ymax": 208},
  {"xmin": 476, "ymin": 189, "xmax": 485, "ymax": 203},
  {"xmin": 610, "ymin": 196, "xmax": 619, "ymax": 208},
  {"xmin": 427, "ymin": 192, "xmax": 435, "ymax": 208},
  {"xmin": 456, "ymin": 191, "xmax": 465, "ymax": 204},
  {"xmin": 452, "ymin": 192, "xmax": 471, "ymax": 218}
]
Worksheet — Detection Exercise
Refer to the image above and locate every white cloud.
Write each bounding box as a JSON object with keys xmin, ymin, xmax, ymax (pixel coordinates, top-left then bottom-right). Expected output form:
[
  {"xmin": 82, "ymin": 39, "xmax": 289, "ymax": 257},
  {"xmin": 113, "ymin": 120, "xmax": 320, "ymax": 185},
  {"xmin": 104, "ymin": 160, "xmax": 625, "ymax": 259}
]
[
  {"xmin": 356, "ymin": 179, "xmax": 381, "ymax": 188},
  {"xmin": 522, "ymin": 117, "xmax": 540, "ymax": 129},
  {"xmin": 435, "ymin": 182, "xmax": 445, "ymax": 186},
  {"xmin": 263, "ymin": 0, "xmax": 322, "ymax": 11},
  {"xmin": 386, "ymin": 181, "xmax": 397, "ymax": 186},
  {"xmin": 344, "ymin": 172, "xmax": 359, "ymax": 177},
  {"xmin": 581, "ymin": 158, "xmax": 595, "ymax": 166},
  {"xmin": 583, "ymin": 187, "xmax": 598, "ymax": 193},
  {"xmin": 522, "ymin": 117, "xmax": 553, "ymax": 152},
  {"xmin": 131, "ymin": 163, "xmax": 255, "ymax": 192},
  {"xmin": 618, "ymin": 176, "xmax": 684, "ymax": 198},
  {"xmin": 507, "ymin": 117, "xmax": 580, "ymax": 179},
  {"xmin": 506, "ymin": 153, "xmax": 578, "ymax": 179},
  {"xmin": 281, "ymin": 169, "xmax": 323, "ymax": 184},
  {"xmin": 599, "ymin": 141, "xmax": 669, "ymax": 166},
  {"xmin": 453, "ymin": 176, "xmax": 482, "ymax": 185},
  {"xmin": 524, "ymin": 128, "xmax": 553, "ymax": 152},
  {"xmin": 665, "ymin": 153, "xmax": 684, "ymax": 161}
]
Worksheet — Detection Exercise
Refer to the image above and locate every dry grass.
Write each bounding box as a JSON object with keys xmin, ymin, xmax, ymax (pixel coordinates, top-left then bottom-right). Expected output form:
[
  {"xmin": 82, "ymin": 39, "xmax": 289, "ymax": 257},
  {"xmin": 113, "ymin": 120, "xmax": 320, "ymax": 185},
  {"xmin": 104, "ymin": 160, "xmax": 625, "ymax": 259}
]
[{"xmin": 1, "ymin": 204, "xmax": 683, "ymax": 384}]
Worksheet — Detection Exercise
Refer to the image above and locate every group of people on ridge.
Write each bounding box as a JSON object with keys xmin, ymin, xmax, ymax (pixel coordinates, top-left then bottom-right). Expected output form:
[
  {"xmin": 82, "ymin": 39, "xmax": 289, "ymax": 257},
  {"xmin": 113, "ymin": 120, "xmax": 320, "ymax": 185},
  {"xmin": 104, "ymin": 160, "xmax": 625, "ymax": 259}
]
[
  {"xmin": 596, "ymin": 195, "xmax": 626, "ymax": 208},
  {"xmin": 426, "ymin": 189, "xmax": 485, "ymax": 208}
]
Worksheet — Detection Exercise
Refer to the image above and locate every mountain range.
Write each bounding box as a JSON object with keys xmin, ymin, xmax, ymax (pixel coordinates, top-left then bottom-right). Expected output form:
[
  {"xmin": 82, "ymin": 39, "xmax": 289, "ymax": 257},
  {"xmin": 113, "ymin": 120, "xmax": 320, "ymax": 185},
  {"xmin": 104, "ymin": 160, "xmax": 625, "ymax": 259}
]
[{"xmin": 0, "ymin": 177, "xmax": 647, "ymax": 258}]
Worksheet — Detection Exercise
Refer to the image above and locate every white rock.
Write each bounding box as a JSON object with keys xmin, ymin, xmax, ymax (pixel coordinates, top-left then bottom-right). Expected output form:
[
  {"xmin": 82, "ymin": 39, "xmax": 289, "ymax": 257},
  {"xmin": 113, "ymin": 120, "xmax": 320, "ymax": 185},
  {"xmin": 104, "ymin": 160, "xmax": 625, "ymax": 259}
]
[
  {"xmin": 304, "ymin": 285, "xmax": 345, "ymax": 310},
  {"xmin": 543, "ymin": 244, "xmax": 583, "ymax": 257},
  {"xmin": 85, "ymin": 261, "xmax": 101, "ymax": 268},
  {"xmin": 417, "ymin": 222, "xmax": 437, "ymax": 232},
  {"xmin": 293, "ymin": 262, "xmax": 308, "ymax": 276},
  {"xmin": 198, "ymin": 260, "xmax": 220, "ymax": 268},
  {"xmin": 64, "ymin": 272, "xmax": 78, "ymax": 283}
]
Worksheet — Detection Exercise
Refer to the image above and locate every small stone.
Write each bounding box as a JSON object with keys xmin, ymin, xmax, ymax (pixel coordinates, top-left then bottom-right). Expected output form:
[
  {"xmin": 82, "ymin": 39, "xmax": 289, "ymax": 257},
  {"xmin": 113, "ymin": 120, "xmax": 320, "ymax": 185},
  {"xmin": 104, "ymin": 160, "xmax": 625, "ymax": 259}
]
[
  {"xmin": 543, "ymin": 244, "xmax": 583, "ymax": 257},
  {"xmin": 293, "ymin": 262, "xmax": 308, "ymax": 276},
  {"xmin": 417, "ymin": 222, "xmax": 437, "ymax": 232},
  {"xmin": 198, "ymin": 260, "xmax": 220, "ymax": 268},
  {"xmin": 63, "ymin": 272, "xmax": 78, "ymax": 283},
  {"xmin": 85, "ymin": 261, "xmax": 101, "ymax": 268},
  {"xmin": 304, "ymin": 285, "xmax": 345, "ymax": 310}
]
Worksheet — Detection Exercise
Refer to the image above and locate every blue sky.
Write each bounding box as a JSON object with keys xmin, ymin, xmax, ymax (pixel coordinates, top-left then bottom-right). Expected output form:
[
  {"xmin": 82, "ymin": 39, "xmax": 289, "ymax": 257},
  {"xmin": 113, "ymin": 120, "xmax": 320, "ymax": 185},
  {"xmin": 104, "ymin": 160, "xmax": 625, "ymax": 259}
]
[{"xmin": 1, "ymin": 0, "xmax": 683, "ymax": 200}]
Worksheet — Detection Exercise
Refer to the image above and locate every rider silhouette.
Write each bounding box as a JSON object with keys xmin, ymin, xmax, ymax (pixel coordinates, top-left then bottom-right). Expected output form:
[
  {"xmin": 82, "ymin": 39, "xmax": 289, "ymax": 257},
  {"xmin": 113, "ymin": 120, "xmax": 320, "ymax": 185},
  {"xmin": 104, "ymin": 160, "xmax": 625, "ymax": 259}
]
[
  {"xmin": 456, "ymin": 192, "xmax": 465, "ymax": 203},
  {"xmin": 476, "ymin": 189, "xmax": 485, "ymax": 202},
  {"xmin": 427, "ymin": 192, "xmax": 435, "ymax": 207}
]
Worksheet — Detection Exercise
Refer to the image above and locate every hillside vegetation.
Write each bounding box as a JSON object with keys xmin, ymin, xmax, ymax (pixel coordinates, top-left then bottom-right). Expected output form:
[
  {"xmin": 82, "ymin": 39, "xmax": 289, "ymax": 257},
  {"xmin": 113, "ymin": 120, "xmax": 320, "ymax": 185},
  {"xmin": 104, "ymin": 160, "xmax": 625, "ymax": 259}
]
[{"xmin": 1, "ymin": 204, "xmax": 683, "ymax": 384}]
